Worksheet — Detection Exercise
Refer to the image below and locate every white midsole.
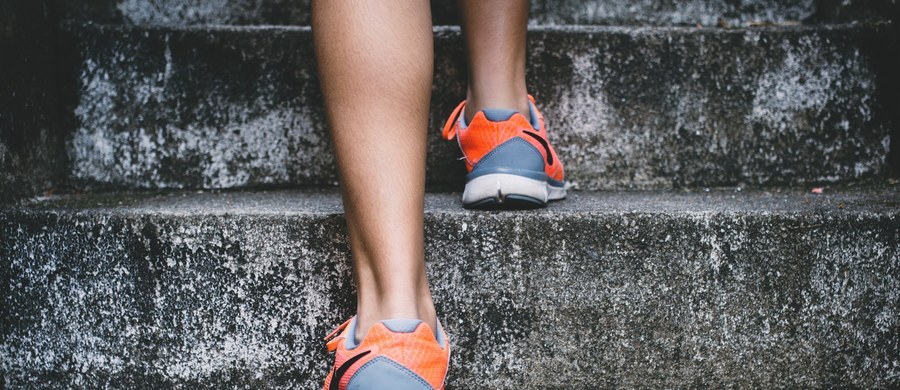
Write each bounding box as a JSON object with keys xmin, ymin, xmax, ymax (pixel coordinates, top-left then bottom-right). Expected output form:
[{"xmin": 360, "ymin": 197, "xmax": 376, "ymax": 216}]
[{"xmin": 462, "ymin": 173, "xmax": 566, "ymax": 205}]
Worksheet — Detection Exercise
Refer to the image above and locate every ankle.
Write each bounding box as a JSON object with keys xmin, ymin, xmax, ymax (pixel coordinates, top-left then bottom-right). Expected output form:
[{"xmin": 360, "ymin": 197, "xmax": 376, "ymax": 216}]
[
  {"xmin": 354, "ymin": 294, "xmax": 438, "ymax": 343},
  {"xmin": 465, "ymin": 89, "xmax": 530, "ymax": 123}
]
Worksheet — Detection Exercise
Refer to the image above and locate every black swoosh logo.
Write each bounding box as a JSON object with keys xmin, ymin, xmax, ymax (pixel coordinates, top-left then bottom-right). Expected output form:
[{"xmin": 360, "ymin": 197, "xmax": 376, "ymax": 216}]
[
  {"xmin": 522, "ymin": 130, "xmax": 553, "ymax": 166},
  {"xmin": 329, "ymin": 350, "xmax": 371, "ymax": 390}
]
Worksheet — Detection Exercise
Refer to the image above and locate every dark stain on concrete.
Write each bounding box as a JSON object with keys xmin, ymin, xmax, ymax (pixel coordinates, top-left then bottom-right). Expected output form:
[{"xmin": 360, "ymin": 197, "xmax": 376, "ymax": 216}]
[{"xmin": 1, "ymin": 0, "xmax": 67, "ymax": 202}]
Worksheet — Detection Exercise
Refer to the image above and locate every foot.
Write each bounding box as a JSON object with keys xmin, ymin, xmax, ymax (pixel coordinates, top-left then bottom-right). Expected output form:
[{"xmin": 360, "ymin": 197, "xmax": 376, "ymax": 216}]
[
  {"xmin": 442, "ymin": 95, "xmax": 566, "ymax": 209},
  {"xmin": 322, "ymin": 317, "xmax": 451, "ymax": 390}
]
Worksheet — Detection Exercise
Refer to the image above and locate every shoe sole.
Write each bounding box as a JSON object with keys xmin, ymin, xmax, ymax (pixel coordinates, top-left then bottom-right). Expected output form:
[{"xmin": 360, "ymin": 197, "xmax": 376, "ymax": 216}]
[{"xmin": 462, "ymin": 173, "xmax": 566, "ymax": 210}]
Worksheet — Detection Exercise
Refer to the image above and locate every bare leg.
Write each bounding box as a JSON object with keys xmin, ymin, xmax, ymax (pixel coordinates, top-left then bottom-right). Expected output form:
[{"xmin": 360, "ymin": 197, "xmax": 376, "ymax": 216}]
[
  {"xmin": 459, "ymin": 0, "xmax": 531, "ymax": 122},
  {"xmin": 312, "ymin": 0, "xmax": 437, "ymax": 341}
]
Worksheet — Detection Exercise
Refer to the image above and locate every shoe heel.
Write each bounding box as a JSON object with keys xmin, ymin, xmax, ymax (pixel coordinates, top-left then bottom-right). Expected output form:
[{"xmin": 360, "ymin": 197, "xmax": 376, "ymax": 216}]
[{"xmin": 462, "ymin": 173, "xmax": 552, "ymax": 209}]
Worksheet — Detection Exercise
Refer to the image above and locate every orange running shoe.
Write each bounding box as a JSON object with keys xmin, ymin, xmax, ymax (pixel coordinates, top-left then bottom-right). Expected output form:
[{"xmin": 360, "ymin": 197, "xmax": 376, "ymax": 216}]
[
  {"xmin": 442, "ymin": 95, "xmax": 566, "ymax": 209},
  {"xmin": 322, "ymin": 317, "xmax": 451, "ymax": 390}
]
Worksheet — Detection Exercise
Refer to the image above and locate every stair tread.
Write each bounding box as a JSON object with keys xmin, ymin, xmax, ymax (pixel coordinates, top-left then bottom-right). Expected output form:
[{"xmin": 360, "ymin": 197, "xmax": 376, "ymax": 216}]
[
  {"xmin": 9, "ymin": 186, "xmax": 899, "ymax": 216},
  {"xmin": 69, "ymin": 21, "xmax": 892, "ymax": 31}
]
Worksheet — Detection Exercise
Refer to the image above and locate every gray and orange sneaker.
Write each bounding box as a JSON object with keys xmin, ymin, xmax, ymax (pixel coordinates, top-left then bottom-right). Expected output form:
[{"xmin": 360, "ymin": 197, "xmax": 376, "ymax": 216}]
[
  {"xmin": 442, "ymin": 95, "xmax": 566, "ymax": 209},
  {"xmin": 322, "ymin": 317, "xmax": 451, "ymax": 390}
]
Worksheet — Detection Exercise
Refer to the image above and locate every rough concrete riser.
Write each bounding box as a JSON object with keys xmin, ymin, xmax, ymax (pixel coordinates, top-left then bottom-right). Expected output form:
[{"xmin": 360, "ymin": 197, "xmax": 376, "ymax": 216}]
[
  {"xmin": 1, "ymin": 190, "xmax": 898, "ymax": 388},
  {"xmin": 59, "ymin": 0, "xmax": 898, "ymax": 26},
  {"xmin": 62, "ymin": 24, "xmax": 897, "ymax": 191}
]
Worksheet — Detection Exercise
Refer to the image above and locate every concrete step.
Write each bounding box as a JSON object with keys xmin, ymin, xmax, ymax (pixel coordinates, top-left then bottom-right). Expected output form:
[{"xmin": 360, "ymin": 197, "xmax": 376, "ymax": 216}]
[
  {"xmin": 61, "ymin": 0, "xmax": 898, "ymax": 27},
  {"xmin": 61, "ymin": 24, "xmax": 898, "ymax": 191},
  {"xmin": 1, "ymin": 187, "xmax": 898, "ymax": 388}
]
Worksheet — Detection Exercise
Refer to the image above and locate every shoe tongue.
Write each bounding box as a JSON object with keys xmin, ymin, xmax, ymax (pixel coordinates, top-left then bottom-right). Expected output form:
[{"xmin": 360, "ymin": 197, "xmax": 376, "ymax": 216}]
[
  {"xmin": 481, "ymin": 108, "xmax": 519, "ymax": 122},
  {"xmin": 380, "ymin": 319, "xmax": 423, "ymax": 333}
]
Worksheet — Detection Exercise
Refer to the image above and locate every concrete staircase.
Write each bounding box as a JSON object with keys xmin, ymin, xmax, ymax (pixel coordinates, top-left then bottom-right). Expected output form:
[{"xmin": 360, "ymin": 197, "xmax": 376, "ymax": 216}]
[{"xmin": 2, "ymin": 0, "xmax": 899, "ymax": 388}]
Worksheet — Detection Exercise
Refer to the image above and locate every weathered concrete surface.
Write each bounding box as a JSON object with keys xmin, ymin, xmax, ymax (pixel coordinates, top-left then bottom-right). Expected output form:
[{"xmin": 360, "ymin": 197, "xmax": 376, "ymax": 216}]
[
  {"xmin": 62, "ymin": 24, "xmax": 896, "ymax": 191},
  {"xmin": 59, "ymin": 0, "xmax": 898, "ymax": 26},
  {"xmin": 525, "ymin": 0, "xmax": 899, "ymax": 26},
  {"xmin": 62, "ymin": 25, "xmax": 332, "ymax": 190},
  {"xmin": 0, "ymin": 0, "xmax": 67, "ymax": 203},
  {"xmin": 1, "ymin": 188, "xmax": 898, "ymax": 388}
]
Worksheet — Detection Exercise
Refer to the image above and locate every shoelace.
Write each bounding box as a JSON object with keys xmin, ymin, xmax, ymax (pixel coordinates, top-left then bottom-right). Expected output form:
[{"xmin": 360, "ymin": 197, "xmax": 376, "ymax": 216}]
[
  {"xmin": 324, "ymin": 317, "xmax": 353, "ymax": 352},
  {"xmin": 441, "ymin": 95, "xmax": 541, "ymax": 141},
  {"xmin": 441, "ymin": 100, "xmax": 467, "ymax": 141}
]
